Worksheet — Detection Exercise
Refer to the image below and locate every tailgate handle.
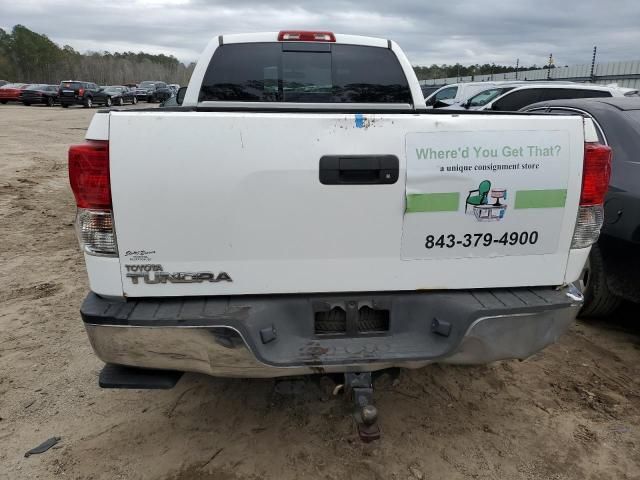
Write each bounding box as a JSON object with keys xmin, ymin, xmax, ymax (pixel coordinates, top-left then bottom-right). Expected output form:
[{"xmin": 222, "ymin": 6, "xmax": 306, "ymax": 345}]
[{"xmin": 319, "ymin": 155, "xmax": 399, "ymax": 185}]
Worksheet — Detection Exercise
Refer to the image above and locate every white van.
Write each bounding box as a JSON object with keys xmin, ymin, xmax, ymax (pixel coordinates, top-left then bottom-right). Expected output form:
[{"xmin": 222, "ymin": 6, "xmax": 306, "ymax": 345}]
[{"xmin": 424, "ymin": 81, "xmax": 529, "ymax": 108}]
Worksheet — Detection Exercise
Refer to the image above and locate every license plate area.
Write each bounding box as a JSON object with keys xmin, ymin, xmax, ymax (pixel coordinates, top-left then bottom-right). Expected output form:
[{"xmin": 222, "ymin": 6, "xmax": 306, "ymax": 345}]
[{"xmin": 314, "ymin": 304, "xmax": 390, "ymax": 336}]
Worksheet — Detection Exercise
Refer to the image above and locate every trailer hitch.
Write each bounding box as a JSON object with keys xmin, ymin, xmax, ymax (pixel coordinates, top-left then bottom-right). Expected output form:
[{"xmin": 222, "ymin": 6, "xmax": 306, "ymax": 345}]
[{"xmin": 343, "ymin": 372, "xmax": 380, "ymax": 442}]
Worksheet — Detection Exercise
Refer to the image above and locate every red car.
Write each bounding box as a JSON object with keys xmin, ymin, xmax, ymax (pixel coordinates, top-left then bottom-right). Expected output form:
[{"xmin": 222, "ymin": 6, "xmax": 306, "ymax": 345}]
[{"xmin": 0, "ymin": 83, "xmax": 29, "ymax": 104}]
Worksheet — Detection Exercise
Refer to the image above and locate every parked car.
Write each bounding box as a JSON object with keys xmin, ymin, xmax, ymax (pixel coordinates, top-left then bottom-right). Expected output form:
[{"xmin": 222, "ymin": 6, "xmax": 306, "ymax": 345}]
[
  {"xmin": 522, "ymin": 97, "xmax": 640, "ymax": 316},
  {"xmin": 58, "ymin": 81, "xmax": 111, "ymax": 108},
  {"xmin": 102, "ymin": 86, "xmax": 138, "ymax": 106},
  {"xmin": 168, "ymin": 83, "xmax": 180, "ymax": 94},
  {"xmin": 449, "ymin": 83, "xmax": 610, "ymax": 110},
  {"xmin": 474, "ymin": 84, "xmax": 626, "ymax": 112},
  {"xmin": 154, "ymin": 84, "xmax": 174, "ymax": 103},
  {"xmin": 0, "ymin": 80, "xmax": 8, "ymax": 87},
  {"xmin": 426, "ymin": 80, "xmax": 587, "ymax": 109},
  {"xmin": 135, "ymin": 81, "xmax": 169, "ymax": 102},
  {"xmin": 424, "ymin": 81, "xmax": 530, "ymax": 108},
  {"xmin": 21, "ymin": 84, "xmax": 59, "ymax": 106},
  {"xmin": 0, "ymin": 83, "xmax": 28, "ymax": 104},
  {"xmin": 70, "ymin": 31, "xmax": 606, "ymax": 439}
]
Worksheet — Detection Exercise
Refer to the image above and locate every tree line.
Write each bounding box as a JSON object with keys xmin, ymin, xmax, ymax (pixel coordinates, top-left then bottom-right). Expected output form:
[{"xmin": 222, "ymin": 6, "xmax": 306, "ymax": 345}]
[
  {"xmin": 413, "ymin": 62, "xmax": 552, "ymax": 81},
  {"xmin": 0, "ymin": 25, "xmax": 195, "ymax": 86}
]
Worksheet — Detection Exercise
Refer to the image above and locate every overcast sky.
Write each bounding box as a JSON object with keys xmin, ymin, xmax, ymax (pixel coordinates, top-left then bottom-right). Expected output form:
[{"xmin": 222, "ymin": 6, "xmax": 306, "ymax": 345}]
[{"xmin": 1, "ymin": 0, "xmax": 639, "ymax": 68}]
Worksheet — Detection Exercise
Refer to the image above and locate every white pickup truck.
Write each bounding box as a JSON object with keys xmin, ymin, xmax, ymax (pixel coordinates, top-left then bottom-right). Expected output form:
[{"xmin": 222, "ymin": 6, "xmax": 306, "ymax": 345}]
[{"xmin": 70, "ymin": 31, "xmax": 610, "ymax": 426}]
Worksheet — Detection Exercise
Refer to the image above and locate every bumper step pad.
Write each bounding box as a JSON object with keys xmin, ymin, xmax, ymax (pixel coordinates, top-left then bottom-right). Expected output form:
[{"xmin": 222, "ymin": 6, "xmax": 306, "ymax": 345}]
[{"xmin": 99, "ymin": 364, "xmax": 183, "ymax": 389}]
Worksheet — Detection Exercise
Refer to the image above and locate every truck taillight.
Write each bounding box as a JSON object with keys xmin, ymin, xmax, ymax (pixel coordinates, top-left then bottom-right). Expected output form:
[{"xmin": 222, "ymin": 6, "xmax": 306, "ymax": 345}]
[
  {"xmin": 278, "ymin": 30, "xmax": 336, "ymax": 42},
  {"xmin": 571, "ymin": 142, "xmax": 612, "ymax": 249},
  {"xmin": 68, "ymin": 140, "xmax": 117, "ymax": 256},
  {"xmin": 580, "ymin": 143, "xmax": 611, "ymax": 206},
  {"xmin": 69, "ymin": 141, "xmax": 111, "ymax": 208}
]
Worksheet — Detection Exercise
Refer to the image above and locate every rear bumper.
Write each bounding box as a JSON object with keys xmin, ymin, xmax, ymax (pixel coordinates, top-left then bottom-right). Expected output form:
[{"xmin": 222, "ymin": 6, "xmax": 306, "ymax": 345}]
[
  {"xmin": 81, "ymin": 286, "xmax": 582, "ymax": 378},
  {"xmin": 59, "ymin": 97, "xmax": 83, "ymax": 105}
]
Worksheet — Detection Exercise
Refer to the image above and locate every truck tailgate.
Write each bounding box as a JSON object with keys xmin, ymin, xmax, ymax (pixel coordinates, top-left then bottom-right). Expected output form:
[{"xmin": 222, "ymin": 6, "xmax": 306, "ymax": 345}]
[{"xmin": 108, "ymin": 111, "xmax": 585, "ymax": 297}]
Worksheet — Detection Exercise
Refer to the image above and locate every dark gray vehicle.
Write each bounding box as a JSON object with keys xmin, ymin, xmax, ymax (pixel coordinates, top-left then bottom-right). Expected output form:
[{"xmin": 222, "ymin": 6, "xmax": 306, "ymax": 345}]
[
  {"xmin": 103, "ymin": 86, "xmax": 138, "ymax": 106},
  {"xmin": 524, "ymin": 98, "xmax": 640, "ymax": 316},
  {"xmin": 58, "ymin": 81, "xmax": 106, "ymax": 108},
  {"xmin": 135, "ymin": 81, "xmax": 168, "ymax": 102},
  {"xmin": 21, "ymin": 84, "xmax": 59, "ymax": 106}
]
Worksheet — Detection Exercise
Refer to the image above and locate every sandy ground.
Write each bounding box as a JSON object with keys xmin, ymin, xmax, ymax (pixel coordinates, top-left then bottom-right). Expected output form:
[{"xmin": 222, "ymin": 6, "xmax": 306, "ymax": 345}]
[{"xmin": 1, "ymin": 104, "xmax": 639, "ymax": 480}]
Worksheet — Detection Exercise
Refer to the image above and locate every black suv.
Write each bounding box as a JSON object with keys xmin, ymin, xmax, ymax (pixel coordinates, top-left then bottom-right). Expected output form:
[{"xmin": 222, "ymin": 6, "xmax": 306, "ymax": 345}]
[{"xmin": 58, "ymin": 81, "xmax": 113, "ymax": 108}]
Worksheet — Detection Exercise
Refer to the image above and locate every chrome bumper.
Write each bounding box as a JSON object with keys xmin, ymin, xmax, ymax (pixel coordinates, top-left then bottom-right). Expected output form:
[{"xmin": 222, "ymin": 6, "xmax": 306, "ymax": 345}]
[{"xmin": 82, "ymin": 286, "xmax": 582, "ymax": 378}]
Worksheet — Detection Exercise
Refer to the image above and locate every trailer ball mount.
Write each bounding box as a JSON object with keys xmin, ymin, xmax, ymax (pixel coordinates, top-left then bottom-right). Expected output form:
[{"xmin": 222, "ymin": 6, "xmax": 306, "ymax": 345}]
[{"xmin": 344, "ymin": 372, "xmax": 380, "ymax": 442}]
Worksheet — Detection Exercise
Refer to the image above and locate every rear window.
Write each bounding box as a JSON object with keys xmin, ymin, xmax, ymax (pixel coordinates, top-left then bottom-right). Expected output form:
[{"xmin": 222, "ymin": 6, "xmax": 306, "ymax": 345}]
[
  {"xmin": 60, "ymin": 82, "xmax": 82, "ymax": 89},
  {"xmin": 199, "ymin": 42, "xmax": 412, "ymax": 104}
]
